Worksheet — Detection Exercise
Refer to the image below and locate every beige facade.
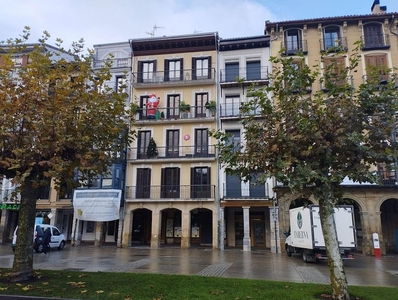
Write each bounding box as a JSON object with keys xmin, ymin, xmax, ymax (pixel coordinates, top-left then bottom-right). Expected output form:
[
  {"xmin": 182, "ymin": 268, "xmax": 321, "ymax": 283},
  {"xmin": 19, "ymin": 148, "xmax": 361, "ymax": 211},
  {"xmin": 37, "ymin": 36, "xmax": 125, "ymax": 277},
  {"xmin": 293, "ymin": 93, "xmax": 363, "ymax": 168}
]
[
  {"xmin": 265, "ymin": 0, "xmax": 398, "ymax": 255},
  {"xmin": 124, "ymin": 33, "xmax": 219, "ymax": 249}
]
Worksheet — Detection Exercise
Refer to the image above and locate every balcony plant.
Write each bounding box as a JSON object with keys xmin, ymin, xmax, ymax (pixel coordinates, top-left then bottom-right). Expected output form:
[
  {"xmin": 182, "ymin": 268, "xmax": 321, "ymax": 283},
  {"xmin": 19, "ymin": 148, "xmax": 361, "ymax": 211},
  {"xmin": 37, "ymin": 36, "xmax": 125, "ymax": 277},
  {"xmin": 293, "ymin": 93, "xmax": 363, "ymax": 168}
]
[
  {"xmin": 205, "ymin": 100, "xmax": 217, "ymax": 110},
  {"xmin": 179, "ymin": 101, "xmax": 191, "ymax": 112}
]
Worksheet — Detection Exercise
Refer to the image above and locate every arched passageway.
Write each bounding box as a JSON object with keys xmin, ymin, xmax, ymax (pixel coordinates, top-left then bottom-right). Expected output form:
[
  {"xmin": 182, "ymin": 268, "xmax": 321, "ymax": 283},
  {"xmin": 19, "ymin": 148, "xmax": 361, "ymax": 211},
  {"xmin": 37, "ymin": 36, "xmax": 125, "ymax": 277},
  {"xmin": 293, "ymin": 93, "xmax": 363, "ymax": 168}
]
[{"xmin": 381, "ymin": 198, "xmax": 398, "ymax": 254}]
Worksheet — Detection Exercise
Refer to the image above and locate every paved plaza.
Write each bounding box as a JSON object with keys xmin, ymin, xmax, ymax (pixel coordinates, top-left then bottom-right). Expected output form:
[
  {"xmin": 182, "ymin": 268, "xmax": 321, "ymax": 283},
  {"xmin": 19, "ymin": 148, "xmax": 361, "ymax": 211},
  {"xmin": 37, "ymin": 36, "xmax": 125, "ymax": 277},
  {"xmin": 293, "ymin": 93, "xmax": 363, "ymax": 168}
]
[{"xmin": 0, "ymin": 244, "xmax": 397, "ymax": 287}]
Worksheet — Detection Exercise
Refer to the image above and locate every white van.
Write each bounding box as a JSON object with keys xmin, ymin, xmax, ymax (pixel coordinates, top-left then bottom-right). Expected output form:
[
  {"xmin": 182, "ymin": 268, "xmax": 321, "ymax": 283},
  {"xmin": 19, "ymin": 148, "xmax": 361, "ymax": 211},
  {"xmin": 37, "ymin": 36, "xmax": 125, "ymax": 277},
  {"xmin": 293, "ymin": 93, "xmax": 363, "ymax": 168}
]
[
  {"xmin": 12, "ymin": 224, "xmax": 66, "ymax": 253},
  {"xmin": 37, "ymin": 224, "xmax": 66, "ymax": 252},
  {"xmin": 11, "ymin": 224, "xmax": 44, "ymax": 252}
]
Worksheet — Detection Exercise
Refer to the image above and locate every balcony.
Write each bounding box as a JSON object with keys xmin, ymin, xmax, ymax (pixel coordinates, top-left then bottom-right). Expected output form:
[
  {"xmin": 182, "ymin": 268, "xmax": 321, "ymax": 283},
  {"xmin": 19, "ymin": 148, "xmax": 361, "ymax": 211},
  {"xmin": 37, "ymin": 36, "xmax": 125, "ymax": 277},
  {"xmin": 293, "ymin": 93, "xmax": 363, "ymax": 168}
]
[
  {"xmin": 125, "ymin": 185, "xmax": 216, "ymax": 201},
  {"xmin": 219, "ymin": 66, "xmax": 269, "ymax": 84},
  {"xmin": 361, "ymin": 34, "xmax": 390, "ymax": 50},
  {"xmin": 362, "ymin": 73, "xmax": 398, "ymax": 87},
  {"xmin": 134, "ymin": 105, "xmax": 216, "ymax": 122},
  {"xmin": 320, "ymin": 37, "xmax": 348, "ymax": 53},
  {"xmin": 128, "ymin": 145, "xmax": 216, "ymax": 161},
  {"xmin": 219, "ymin": 103, "xmax": 262, "ymax": 118},
  {"xmin": 379, "ymin": 170, "xmax": 397, "ymax": 187},
  {"xmin": 281, "ymin": 39, "xmax": 308, "ymax": 56},
  {"xmin": 222, "ymin": 183, "xmax": 269, "ymax": 200},
  {"xmin": 320, "ymin": 75, "xmax": 354, "ymax": 92},
  {"xmin": 133, "ymin": 68, "xmax": 216, "ymax": 88},
  {"xmin": 93, "ymin": 58, "xmax": 131, "ymax": 69}
]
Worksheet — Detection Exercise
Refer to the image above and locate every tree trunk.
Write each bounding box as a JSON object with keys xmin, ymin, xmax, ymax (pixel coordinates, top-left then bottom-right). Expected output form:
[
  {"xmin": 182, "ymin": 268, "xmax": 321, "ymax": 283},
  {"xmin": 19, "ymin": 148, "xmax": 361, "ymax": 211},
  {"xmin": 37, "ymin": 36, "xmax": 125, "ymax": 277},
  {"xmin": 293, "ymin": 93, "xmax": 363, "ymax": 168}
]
[
  {"xmin": 318, "ymin": 186, "xmax": 350, "ymax": 300},
  {"xmin": 9, "ymin": 175, "xmax": 38, "ymax": 283}
]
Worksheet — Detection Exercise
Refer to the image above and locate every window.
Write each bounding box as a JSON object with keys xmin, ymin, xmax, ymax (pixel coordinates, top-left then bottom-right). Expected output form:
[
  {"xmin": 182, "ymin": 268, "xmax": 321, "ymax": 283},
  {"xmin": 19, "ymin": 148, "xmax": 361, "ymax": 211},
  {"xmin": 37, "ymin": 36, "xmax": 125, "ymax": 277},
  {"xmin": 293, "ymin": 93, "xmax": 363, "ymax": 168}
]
[
  {"xmin": 284, "ymin": 29, "xmax": 302, "ymax": 54},
  {"xmin": 161, "ymin": 167, "xmax": 180, "ymax": 198},
  {"xmin": 223, "ymin": 95, "xmax": 240, "ymax": 117},
  {"xmin": 165, "ymin": 58, "xmax": 183, "ymax": 81},
  {"xmin": 363, "ymin": 23, "xmax": 385, "ymax": 49},
  {"xmin": 137, "ymin": 131, "xmax": 151, "ymax": 159},
  {"xmin": 137, "ymin": 60, "xmax": 156, "ymax": 83},
  {"xmin": 115, "ymin": 75, "xmax": 127, "ymax": 93},
  {"xmin": 225, "ymin": 62, "xmax": 239, "ymax": 82},
  {"xmin": 191, "ymin": 167, "xmax": 211, "ymax": 198},
  {"xmin": 195, "ymin": 129, "xmax": 208, "ymax": 156},
  {"xmin": 166, "ymin": 130, "xmax": 179, "ymax": 157},
  {"xmin": 192, "ymin": 57, "xmax": 211, "ymax": 80},
  {"xmin": 323, "ymin": 26, "xmax": 341, "ymax": 50},
  {"xmin": 226, "ymin": 129, "xmax": 241, "ymax": 153},
  {"xmin": 225, "ymin": 174, "xmax": 241, "ymax": 198},
  {"xmin": 246, "ymin": 61, "xmax": 261, "ymax": 80},
  {"xmin": 167, "ymin": 94, "xmax": 180, "ymax": 119},
  {"xmin": 323, "ymin": 57, "xmax": 346, "ymax": 89},
  {"xmin": 365, "ymin": 54, "xmax": 388, "ymax": 83},
  {"xmin": 136, "ymin": 168, "xmax": 151, "ymax": 198},
  {"xmin": 195, "ymin": 93, "xmax": 208, "ymax": 117}
]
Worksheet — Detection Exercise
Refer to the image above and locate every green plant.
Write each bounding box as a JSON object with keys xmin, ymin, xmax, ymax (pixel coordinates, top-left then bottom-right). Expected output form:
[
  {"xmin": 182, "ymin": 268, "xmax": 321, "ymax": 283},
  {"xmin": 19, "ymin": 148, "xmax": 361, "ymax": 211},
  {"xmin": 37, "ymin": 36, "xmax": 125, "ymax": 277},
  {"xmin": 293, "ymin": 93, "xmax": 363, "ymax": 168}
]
[
  {"xmin": 179, "ymin": 101, "xmax": 191, "ymax": 112},
  {"xmin": 205, "ymin": 100, "xmax": 217, "ymax": 110}
]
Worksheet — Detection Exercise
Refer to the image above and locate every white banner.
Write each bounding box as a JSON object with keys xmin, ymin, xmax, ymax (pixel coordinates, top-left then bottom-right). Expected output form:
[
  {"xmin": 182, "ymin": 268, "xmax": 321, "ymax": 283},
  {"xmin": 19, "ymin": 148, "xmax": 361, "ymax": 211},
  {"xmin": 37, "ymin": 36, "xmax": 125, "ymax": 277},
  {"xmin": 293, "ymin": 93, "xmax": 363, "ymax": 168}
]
[{"xmin": 73, "ymin": 189, "xmax": 122, "ymax": 221}]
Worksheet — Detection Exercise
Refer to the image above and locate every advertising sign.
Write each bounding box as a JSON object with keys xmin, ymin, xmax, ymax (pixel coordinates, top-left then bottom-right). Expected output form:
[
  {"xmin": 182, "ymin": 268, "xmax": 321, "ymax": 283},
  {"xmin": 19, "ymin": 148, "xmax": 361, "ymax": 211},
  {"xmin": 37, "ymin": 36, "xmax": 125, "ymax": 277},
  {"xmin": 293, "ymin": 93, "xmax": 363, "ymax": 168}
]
[{"xmin": 73, "ymin": 189, "xmax": 121, "ymax": 221}]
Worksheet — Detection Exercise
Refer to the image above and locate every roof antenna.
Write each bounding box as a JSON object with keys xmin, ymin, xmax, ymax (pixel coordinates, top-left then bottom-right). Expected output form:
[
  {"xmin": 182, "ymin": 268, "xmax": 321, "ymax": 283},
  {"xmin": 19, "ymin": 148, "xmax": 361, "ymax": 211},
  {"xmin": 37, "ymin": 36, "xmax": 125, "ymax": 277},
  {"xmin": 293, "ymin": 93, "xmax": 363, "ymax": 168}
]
[{"xmin": 146, "ymin": 24, "xmax": 165, "ymax": 37}]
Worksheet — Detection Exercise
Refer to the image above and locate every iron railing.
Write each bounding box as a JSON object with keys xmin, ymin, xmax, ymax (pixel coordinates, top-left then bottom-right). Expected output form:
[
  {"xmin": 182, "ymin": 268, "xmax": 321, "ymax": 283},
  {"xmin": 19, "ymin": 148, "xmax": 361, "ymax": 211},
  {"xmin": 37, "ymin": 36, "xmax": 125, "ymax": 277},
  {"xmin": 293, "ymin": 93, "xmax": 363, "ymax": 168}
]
[
  {"xmin": 93, "ymin": 58, "xmax": 131, "ymax": 69},
  {"xmin": 126, "ymin": 185, "xmax": 216, "ymax": 200},
  {"xmin": 219, "ymin": 66, "xmax": 269, "ymax": 83},
  {"xmin": 134, "ymin": 105, "xmax": 216, "ymax": 121},
  {"xmin": 361, "ymin": 34, "xmax": 390, "ymax": 49},
  {"xmin": 133, "ymin": 68, "xmax": 216, "ymax": 85},
  {"xmin": 281, "ymin": 39, "xmax": 308, "ymax": 55},
  {"xmin": 320, "ymin": 37, "xmax": 348, "ymax": 52},
  {"xmin": 129, "ymin": 145, "xmax": 216, "ymax": 160}
]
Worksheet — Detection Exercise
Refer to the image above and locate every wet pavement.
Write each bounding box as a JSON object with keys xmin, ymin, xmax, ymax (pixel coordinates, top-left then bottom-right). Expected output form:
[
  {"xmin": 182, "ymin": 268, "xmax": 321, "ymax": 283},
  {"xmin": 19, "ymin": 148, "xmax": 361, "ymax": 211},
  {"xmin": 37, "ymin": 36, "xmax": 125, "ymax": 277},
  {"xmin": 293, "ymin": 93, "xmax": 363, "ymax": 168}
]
[{"xmin": 0, "ymin": 243, "xmax": 397, "ymax": 287}]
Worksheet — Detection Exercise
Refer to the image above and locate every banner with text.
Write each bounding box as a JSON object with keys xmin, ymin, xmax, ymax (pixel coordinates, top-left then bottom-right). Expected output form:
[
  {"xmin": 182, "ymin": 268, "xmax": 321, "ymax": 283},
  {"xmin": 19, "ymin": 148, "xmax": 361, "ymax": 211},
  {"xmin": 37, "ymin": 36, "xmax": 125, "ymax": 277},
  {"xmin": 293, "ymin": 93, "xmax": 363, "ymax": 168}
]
[{"xmin": 73, "ymin": 189, "xmax": 121, "ymax": 221}]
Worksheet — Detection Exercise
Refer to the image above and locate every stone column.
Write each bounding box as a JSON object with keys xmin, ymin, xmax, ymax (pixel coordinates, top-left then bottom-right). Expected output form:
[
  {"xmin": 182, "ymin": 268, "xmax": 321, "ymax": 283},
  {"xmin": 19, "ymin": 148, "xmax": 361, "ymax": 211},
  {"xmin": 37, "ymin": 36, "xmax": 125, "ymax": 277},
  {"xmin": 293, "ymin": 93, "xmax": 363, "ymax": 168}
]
[
  {"xmin": 117, "ymin": 208, "xmax": 124, "ymax": 248},
  {"xmin": 219, "ymin": 207, "xmax": 225, "ymax": 250},
  {"xmin": 121, "ymin": 208, "xmax": 131, "ymax": 248},
  {"xmin": 49, "ymin": 208, "xmax": 57, "ymax": 226},
  {"xmin": 71, "ymin": 218, "xmax": 81, "ymax": 246},
  {"xmin": 181, "ymin": 211, "xmax": 190, "ymax": 249},
  {"xmin": 0, "ymin": 209, "xmax": 9, "ymax": 244},
  {"xmin": 242, "ymin": 206, "xmax": 251, "ymax": 252},
  {"xmin": 94, "ymin": 221, "xmax": 102, "ymax": 247},
  {"xmin": 150, "ymin": 210, "xmax": 161, "ymax": 248}
]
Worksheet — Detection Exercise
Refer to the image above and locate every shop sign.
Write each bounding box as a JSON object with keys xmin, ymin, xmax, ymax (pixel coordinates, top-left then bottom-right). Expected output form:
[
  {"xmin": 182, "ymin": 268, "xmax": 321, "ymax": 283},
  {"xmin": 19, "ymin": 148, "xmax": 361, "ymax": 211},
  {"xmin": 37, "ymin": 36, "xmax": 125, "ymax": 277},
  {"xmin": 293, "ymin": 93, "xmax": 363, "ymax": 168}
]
[{"xmin": 0, "ymin": 203, "xmax": 20, "ymax": 211}]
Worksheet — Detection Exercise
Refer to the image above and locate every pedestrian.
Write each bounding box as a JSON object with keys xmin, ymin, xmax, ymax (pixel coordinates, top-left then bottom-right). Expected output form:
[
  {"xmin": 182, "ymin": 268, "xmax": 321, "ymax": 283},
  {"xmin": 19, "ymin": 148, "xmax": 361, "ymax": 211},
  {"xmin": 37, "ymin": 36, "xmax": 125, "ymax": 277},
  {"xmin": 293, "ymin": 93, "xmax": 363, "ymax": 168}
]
[{"xmin": 42, "ymin": 227, "xmax": 51, "ymax": 255}]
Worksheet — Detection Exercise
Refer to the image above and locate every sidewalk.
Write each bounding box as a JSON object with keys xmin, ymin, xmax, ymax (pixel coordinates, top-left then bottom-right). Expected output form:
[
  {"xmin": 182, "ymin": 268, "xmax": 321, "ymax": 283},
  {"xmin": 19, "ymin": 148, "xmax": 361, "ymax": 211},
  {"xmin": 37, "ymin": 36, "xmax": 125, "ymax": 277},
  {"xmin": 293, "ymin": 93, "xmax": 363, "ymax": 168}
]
[{"xmin": 1, "ymin": 244, "xmax": 397, "ymax": 287}]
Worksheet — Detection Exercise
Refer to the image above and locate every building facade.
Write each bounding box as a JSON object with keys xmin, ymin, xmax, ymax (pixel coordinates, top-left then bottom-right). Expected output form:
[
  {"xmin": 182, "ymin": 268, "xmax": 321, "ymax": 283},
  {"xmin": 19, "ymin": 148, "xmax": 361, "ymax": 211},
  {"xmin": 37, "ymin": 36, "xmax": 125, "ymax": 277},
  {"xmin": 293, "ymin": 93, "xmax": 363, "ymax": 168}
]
[
  {"xmin": 265, "ymin": 0, "xmax": 398, "ymax": 255},
  {"xmin": 123, "ymin": 33, "xmax": 219, "ymax": 249}
]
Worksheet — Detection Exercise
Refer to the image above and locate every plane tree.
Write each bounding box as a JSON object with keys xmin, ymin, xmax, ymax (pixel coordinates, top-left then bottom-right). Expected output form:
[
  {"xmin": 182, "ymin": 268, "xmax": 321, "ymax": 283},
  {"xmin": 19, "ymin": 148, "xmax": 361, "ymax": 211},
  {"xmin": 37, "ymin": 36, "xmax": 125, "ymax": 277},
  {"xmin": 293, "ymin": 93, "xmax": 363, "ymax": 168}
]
[
  {"xmin": 0, "ymin": 28, "xmax": 134, "ymax": 282},
  {"xmin": 211, "ymin": 46, "xmax": 398, "ymax": 300}
]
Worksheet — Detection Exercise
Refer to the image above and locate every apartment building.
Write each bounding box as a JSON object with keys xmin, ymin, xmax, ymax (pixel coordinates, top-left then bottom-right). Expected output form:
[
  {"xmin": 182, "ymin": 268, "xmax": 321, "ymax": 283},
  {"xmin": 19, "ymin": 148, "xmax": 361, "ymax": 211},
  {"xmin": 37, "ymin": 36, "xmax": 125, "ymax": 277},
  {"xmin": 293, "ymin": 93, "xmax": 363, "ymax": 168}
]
[
  {"xmin": 265, "ymin": 0, "xmax": 398, "ymax": 255},
  {"xmin": 217, "ymin": 36, "xmax": 277, "ymax": 251},
  {"xmin": 123, "ymin": 33, "xmax": 219, "ymax": 249}
]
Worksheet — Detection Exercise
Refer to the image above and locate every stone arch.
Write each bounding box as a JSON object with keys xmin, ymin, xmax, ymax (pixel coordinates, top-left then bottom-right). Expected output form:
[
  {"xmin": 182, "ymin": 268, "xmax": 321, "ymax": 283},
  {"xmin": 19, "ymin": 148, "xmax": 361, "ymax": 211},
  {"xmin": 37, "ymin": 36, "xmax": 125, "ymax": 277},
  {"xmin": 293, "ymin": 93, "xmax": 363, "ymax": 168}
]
[
  {"xmin": 190, "ymin": 207, "xmax": 213, "ymax": 246},
  {"xmin": 159, "ymin": 207, "xmax": 182, "ymax": 247},
  {"xmin": 379, "ymin": 197, "xmax": 398, "ymax": 254}
]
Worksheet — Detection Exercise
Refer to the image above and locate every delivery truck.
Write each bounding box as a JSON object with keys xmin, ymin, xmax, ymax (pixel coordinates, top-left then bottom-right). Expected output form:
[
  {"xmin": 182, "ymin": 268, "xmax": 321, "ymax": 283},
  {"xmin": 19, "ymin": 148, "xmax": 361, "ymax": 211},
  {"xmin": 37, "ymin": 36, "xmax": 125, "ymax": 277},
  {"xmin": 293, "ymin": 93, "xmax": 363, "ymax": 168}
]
[{"xmin": 285, "ymin": 205, "xmax": 356, "ymax": 262}]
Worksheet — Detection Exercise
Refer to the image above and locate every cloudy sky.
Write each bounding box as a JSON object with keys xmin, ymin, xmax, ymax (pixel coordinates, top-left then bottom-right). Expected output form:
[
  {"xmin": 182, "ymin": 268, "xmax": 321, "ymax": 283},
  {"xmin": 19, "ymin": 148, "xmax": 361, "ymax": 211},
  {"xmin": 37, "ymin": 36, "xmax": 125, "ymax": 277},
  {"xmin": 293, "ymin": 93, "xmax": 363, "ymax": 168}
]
[{"xmin": 1, "ymin": 0, "xmax": 397, "ymax": 50}]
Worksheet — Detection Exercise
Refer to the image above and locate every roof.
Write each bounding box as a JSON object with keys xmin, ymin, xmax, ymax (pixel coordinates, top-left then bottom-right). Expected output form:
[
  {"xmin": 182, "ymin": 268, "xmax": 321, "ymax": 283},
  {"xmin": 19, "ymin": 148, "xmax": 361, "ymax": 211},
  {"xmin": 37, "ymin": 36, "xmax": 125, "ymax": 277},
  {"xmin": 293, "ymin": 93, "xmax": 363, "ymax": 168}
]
[{"xmin": 219, "ymin": 35, "xmax": 270, "ymax": 51}]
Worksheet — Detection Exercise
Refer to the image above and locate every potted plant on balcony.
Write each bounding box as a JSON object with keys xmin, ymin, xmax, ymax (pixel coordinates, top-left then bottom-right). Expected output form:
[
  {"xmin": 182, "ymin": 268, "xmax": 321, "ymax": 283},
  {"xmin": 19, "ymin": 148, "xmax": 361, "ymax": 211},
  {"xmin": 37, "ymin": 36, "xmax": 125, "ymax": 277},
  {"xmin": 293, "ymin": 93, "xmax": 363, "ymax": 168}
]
[
  {"xmin": 205, "ymin": 100, "xmax": 216, "ymax": 116},
  {"xmin": 179, "ymin": 101, "xmax": 191, "ymax": 118}
]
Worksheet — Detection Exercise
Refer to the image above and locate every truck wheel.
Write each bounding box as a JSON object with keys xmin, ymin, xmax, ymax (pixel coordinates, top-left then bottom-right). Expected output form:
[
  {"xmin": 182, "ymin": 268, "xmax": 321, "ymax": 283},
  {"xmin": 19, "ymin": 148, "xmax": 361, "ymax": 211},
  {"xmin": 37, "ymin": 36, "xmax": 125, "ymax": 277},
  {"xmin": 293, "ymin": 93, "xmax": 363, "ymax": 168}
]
[
  {"xmin": 286, "ymin": 244, "xmax": 292, "ymax": 257},
  {"xmin": 302, "ymin": 250, "xmax": 308, "ymax": 262}
]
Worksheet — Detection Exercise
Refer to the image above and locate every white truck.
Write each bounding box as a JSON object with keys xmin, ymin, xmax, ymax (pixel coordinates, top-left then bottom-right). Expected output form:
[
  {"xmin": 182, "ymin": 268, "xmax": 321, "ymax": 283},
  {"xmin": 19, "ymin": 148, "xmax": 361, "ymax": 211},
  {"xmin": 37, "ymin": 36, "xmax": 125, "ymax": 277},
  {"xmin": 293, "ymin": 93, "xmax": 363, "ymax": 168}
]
[{"xmin": 285, "ymin": 205, "xmax": 356, "ymax": 262}]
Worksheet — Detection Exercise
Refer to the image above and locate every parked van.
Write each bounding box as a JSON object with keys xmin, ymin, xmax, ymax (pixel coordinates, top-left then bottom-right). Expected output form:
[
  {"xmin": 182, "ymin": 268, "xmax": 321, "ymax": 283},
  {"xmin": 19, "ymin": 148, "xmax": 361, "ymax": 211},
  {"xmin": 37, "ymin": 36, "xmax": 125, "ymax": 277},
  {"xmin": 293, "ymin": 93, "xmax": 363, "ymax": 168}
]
[
  {"xmin": 37, "ymin": 224, "xmax": 66, "ymax": 252},
  {"xmin": 12, "ymin": 224, "xmax": 66, "ymax": 253},
  {"xmin": 11, "ymin": 224, "xmax": 44, "ymax": 252}
]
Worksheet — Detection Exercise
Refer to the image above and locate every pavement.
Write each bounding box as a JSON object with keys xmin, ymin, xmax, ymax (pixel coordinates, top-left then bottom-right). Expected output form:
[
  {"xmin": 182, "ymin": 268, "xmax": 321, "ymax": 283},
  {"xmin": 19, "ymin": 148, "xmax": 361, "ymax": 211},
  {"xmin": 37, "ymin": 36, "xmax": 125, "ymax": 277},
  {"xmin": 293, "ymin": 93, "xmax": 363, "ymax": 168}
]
[{"xmin": 0, "ymin": 243, "xmax": 398, "ymax": 289}]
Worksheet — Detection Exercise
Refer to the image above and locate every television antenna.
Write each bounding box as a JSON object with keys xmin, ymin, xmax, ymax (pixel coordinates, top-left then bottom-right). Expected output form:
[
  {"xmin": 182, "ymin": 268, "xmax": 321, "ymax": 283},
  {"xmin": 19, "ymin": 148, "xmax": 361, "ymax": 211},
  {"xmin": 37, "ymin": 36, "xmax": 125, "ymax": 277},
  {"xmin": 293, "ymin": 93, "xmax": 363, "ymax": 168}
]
[{"xmin": 146, "ymin": 24, "xmax": 165, "ymax": 37}]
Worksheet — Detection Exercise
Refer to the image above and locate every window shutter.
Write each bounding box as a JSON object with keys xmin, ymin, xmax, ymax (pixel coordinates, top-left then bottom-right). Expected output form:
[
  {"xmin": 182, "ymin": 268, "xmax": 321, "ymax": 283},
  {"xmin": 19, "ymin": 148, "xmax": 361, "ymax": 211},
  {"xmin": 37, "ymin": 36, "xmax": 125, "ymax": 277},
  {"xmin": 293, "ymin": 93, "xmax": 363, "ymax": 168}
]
[
  {"xmin": 207, "ymin": 56, "xmax": 212, "ymax": 79},
  {"xmin": 137, "ymin": 61, "xmax": 143, "ymax": 83},
  {"xmin": 164, "ymin": 59, "xmax": 169, "ymax": 81},
  {"xmin": 179, "ymin": 58, "xmax": 184, "ymax": 80},
  {"xmin": 192, "ymin": 57, "xmax": 197, "ymax": 80}
]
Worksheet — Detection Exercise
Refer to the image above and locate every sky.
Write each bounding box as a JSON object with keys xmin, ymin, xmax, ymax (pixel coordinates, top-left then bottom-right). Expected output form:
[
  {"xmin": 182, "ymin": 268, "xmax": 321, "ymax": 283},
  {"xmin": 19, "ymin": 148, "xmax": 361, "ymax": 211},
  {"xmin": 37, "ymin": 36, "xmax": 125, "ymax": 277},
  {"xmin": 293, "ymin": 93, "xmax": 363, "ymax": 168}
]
[{"xmin": 1, "ymin": 0, "xmax": 397, "ymax": 51}]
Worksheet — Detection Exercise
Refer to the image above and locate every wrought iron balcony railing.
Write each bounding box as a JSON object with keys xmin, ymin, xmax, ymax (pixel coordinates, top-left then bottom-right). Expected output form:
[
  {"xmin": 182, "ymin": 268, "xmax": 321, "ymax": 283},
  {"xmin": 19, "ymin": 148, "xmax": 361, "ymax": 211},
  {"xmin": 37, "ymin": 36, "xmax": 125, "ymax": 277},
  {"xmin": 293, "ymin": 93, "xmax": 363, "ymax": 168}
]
[
  {"xmin": 93, "ymin": 58, "xmax": 131, "ymax": 69},
  {"xmin": 362, "ymin": 73, "xmax": 398, "ymax": 87},
  {"xmin": 361, "ymin": 34, "xmax": 390, "ymax": 50},
  {"xmin": 281, "ymin": 39, "xmax": 308, "ymax": 55},
  {"xmin": 320, "ymin": 37, "xmax": 348, "ymax": 52},
  {"xmin": 222, "ymin": 183, "xmax": 269, "ymax": 199},
  {"xmin": 133, "ymin": 68, "xmax": 216, "ymax": 85},
  {"xmin": 129, "ymin": 145, "xmax": 216, "ymax": 160},
  {"xmin": 219, "ymin": 66, "xmax": 269, "ymax": 83},
  {"xmin": 125, "ymin": 185, "xmax": 216, "ymax": 200},
  {"xmin": 320, "ymin": 75, "xmax": 354, "ymax": 92},
  {"xmin": 134, "ymin": 105, "xmax": 216, "ymax": 121}
]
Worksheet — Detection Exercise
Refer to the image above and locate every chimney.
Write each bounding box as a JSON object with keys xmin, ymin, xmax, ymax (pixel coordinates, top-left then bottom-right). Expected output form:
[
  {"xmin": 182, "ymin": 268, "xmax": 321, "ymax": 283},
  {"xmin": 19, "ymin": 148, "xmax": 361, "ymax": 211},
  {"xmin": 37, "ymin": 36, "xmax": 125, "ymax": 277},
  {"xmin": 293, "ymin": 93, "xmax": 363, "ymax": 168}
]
[{"xmin": 371, "ymin": 0, "xmax": 387, "ymax": 14}]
